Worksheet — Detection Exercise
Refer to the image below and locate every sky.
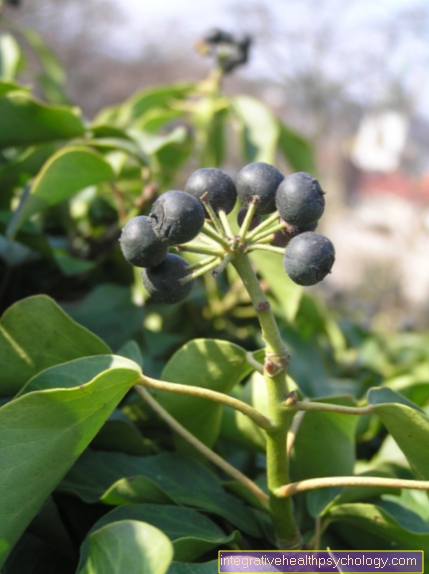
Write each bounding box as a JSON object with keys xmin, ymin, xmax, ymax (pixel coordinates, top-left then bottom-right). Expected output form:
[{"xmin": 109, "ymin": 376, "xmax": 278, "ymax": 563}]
[{"xmin": 106, "ymin": 0, "xmax": 429, "ymax": 118}]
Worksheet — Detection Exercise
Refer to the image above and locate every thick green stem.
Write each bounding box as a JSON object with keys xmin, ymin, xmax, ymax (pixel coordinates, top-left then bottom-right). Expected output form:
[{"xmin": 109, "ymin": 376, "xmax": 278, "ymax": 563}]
[{"xmin": 232, "ymin": 253, "xmax": 302, "ymax": 549}]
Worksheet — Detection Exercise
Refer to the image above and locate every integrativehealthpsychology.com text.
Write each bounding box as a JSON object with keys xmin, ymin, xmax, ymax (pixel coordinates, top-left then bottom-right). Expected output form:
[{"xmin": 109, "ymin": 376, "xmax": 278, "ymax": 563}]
[{"xmin": 218, "ymin": 551, "xmax": 423, "ymax": 573}]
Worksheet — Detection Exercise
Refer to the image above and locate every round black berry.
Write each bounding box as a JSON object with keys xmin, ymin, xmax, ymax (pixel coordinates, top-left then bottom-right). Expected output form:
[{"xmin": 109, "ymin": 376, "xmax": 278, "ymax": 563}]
[
  {"xmin": 236, "ymin": 206, "xmax": 261, "ymax": 231},
  {"xmin": 150, "ymin": 190, "xmax": 205, "ymax": 245},
  {"xmin": 142, "ymin": 253, "xmax": 194, "ymax": 304},
  {"xmin": 283, "ymin": 232, "xmax": 335, "ymax": 286},
  {"xmin": 184, "ymin": 168, "xmax": 237, "ymax": 215},
  {"xmin": 119, "ymin": 216, "xmax": 168, "ymax": 268},
  {"xmin": 276, "ymin": 172, "xmax": 325, "ymax": 227},
  {"xmin": 235, "ymin": 162, "xmax": 284, "ymax": 215}
]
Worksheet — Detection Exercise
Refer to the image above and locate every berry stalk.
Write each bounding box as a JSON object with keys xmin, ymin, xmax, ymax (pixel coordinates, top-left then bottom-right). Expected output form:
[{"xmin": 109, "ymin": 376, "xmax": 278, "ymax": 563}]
[{"xmin": 232, "ymin": 253, "xmax": 302, "ymax": 548}]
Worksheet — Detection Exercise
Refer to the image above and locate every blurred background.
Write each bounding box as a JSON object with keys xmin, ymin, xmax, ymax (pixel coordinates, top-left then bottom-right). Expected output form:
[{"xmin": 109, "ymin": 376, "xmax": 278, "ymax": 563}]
[{"xmin": 3, "ymin": 0, "xmax": 429, "ymax": 330}]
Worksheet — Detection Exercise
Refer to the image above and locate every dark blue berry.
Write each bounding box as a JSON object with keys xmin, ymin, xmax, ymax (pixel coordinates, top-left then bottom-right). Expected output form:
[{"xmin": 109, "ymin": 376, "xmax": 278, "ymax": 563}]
[
  {"xmin": 235, "ymin": 162, "xmax": 284, "ymax": 215},
  {"xmin": 276, "ymin": 172, "xmax": 325, "ymax": 226},
  {"xmin": 141, "ymin": 253, "xmax": 194, "ymax": 304},
  {"xmin": 150, "ymin": 190, "xmax": 205, "ymax": 245},
  {"xmin": 283, "ymin": 232, "xmax": 335, "ymax": 286},
  {"xmin": 184, "ymin": 168, "xmax": 237, "ymax": 215},
  {"xmin": 119, "ymin": 216, "xmax": 168, "ymax": 268}
]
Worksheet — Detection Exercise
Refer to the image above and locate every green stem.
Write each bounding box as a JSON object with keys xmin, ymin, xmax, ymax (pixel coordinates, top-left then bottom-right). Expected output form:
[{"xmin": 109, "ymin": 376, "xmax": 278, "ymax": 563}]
[
  {"xmin": 232, "ymin": 253, "xmax": 301, "ymax": 549},
  {"xmin": 137, "ymin": 375, "xmax": 273, "ymax": 430},
  {"xmin": 200, "ymin": 223, "xmax": 230, "ymax": 248},
  {"xmin": 218, "ymin": 210, "xmax": 234, "ymax": 239},
  {"xmin": 248, "ymin": 244, "xmax": 285, "ymax": 256},
  {"xmin": 251, "ymin": 222, "xmax": 287, "ymax": 243},
  {"xmin": 246, "ymin": 211, "xmax": 280, "ymax": 240},
  {"xmin": 177, "ymin": 243, "xmax": 224, "ymax": 257},
  {"xmin": 285, "ymin": 401, "xmax": 374, "ymax": 416}
]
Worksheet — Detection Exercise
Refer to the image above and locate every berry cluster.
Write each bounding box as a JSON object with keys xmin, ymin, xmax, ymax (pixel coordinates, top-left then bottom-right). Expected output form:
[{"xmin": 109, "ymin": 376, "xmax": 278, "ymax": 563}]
[{"xmin": 119, "ymin": 163, "xmax": 335, "ymax": 304}]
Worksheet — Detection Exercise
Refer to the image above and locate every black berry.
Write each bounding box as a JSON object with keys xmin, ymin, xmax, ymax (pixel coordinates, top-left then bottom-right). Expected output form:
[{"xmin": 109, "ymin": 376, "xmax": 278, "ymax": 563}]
[
  {"xmin": 235, "ymin": 162, "xmax": 284, "ymax": 215},
  {"xmin": 150, "ymin": 190, "xmax": 205, "ymax": 245},
  {"xmin": 283, "ymin": 232, "xmax": 335, "ymax": 286},
  {"xmin": 184, "ymin": 168, "xmax": 237, "ymax": 215},
  {"xmin": 142, "ymin": 253, "xmax": 194, "ymax": 304},
  {"xmin": 276, "ymin": 172, "xmax": 325, "ymax": 227},
  {"xmin": 236, "ymin": 207, "xmax": 261, "ymax": 230},
  {"xmin": 119, "ymin": 216, "xmax": 168, "ymax": 268}
]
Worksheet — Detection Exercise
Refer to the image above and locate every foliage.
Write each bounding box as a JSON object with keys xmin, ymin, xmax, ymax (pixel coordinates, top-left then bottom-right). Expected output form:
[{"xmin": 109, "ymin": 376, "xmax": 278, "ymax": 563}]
[{"xmin": 0, "ymin": 14, "xmax": 429, "ymax": 574}]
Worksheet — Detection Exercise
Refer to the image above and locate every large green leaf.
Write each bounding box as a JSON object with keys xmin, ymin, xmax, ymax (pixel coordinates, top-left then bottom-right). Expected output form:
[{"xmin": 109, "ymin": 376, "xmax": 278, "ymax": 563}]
[
  {"xmin": 78, "ymin": 520, "xmax": 173, "ymax": 574},
  {"xmin": 12, "ymin": 146, "xmax": 115, "ymax": 232},
  {"xmin": 0, "ymin": 92, "xmax": 84, "ymax": 150},
  {"xmin": 79, "ymin": 504, "xmax": 239, "ymax": 567},
  {"xmin": 368, "ymin": 388, "xmax": 429, "ymax": 479},
  {"xmin": 0, "ymin": 295, "xmax": 110, "ymax": 396},
  {"xmin": 116, "ymin": 83, "xmax": 195, "ymax": 126},
  {"xmin": 0, "ymin": 355, "xmax": 142, "ymax": 567},
  {"xmin": 250, "ymin": 250, "xmax": 302, "ymax": 322},
  {"xmin": 0, "ymin": 80, "xmax": 29, "ymax": 98},
  {"xmin": 278, "ymin": 121, "xmax": 315, "ymax": 173},
  {"xmin": 232, "ymin": 95, "xmax": 279, "ymax": 164},
  {"xmin": 291, "ymin": 396, "xmax": 358, "ymax": 482},
  {"xmin": 156, "ymin": 339, "xmax": 251, "ymax": 455},
  {"xmin": 60, "ymin": 451, "xmax": 261, "ymax": 537},
  {"xmin": 326, "ymin": 501, "xmax": 429, "ymax": 566}
]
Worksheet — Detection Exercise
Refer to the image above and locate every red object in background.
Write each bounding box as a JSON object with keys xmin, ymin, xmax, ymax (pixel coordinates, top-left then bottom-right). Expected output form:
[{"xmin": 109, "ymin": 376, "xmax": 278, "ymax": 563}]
[{"xmin": 360, "ymin": 172, "xmax": 429, "ymax": 203}]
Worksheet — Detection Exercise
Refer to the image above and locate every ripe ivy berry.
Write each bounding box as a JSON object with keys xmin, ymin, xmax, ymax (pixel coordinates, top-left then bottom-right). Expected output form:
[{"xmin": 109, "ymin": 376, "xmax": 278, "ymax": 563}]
[
  {"xmin": 276, "ymin": 172, "xmax": 325, "ymax": 227},
  {"xmin": 283, "ymin": 232, "xmax": 335, "ymax": 286},
  {"xmin": 235, "ymin": 162, "xmax": 284, "ymax": 215},
  {"xmin": 150, "ymin": 190, "xmax": 205, "ymax": 245},
  {"xmin": 184, "ymin": 168, "xmax": 237, "ymax": 215},
  {"xmin": 142, "ymin": 253, "xmax": 194, "ymax": 304},
  {"xmin": 119, "ymin": 216, "xmax": 168, "ymax": 268}
]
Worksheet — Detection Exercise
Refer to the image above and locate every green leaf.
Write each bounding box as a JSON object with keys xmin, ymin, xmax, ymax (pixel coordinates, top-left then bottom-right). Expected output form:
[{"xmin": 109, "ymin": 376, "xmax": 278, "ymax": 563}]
[
  {"xmin": 130, "ymin": 126, "xmax": 188, "ymax": 156},
  {"xmin": 232, "ymin": 95, "xmax": 279, "ymax": 164},
  {"xmin": 0, "ymin": 93, "xmax": 84, "ymax": 150},
  {"xmin": 0, "ymin": 211, "xmax": 53, "ymax": 258},
  {"xmin": 0, "ymin": 355, "xmax": 142, "ymax": 567},
  {"xmin": 60, "ymin": 451, "xmax": 261, "ymax": 537},
  {"xmin": 278, "ymin": 121, "xmax": 315, "ymax": 173},
  {"xmin": 61, "ymin": 284, "xmax": 144, "ymax": 350},
  {"xmin": 0, "ymin": 144, "xmax": 55, "ymax": 206},
  {"xmin": 117, "ymin": 83, "xmax": 195, "ymax": 126},
  {"xmin": 0, "ymin": 80, "xmax": 29, "ymax": 98},
  {"xmin": 79, "ymin": 504, "xmax": 239, "ymax": 567},
  {"xmin": 0, "ymin": 33, "xmax": 23, "ymax": 82},
  {"xmin": 326, "ymin": 502, "xmax": 429, "ymax": 564},
  {"xmin": 82, "ymin": 137, "xmax": 150, "ymax": 166},
  {"xmin": 0, "ymin": 295, "xmax": 110, "ymax": 396},
  {"xmin": 78, "ymin": 520, "xmax": 173, "ymax": 574},
  {"xmin": 90, "ymin": 410, "xmax": 151, "ymax": 456},
  {"xmin": 13, "ymin": 146, "xmax": 115, "ymax": 232},
  {"xmin": 368, "ymin": 388, "xmax": 429, "ymax": 480},
  {"xmin": 250, "ymin": 250, "xmax": 302, "ymax": 322},
  {"xmin": 156, "ymin": 339, "xmax": 251, "ymax": 455},
  {"xmin": 291, "ymin": 396, "xmax": 358, "ymax": 482}
]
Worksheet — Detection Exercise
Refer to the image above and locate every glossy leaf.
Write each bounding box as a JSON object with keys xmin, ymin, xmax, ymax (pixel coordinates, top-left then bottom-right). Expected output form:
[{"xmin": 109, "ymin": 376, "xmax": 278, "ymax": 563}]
[
  {"xmin": 326, "ymin": 501, "xmax": 429, "ymax": 565},
  {"xmin": 232, "ymin": 95, "xmax": 279, "ymax": 164},
  {"xmin": 0, "ymin": 355, "xmax": 142, "ymax": 567},
  {"xmin": 0, "ymin": 295, "xmax": 110, "ymax": 396},
  {"xmin": 60, "ymin": 451, "xmax": 261, "ymax": 537},
  {"xmin": 117, "ymin": 83, "xmax": 195, "ymax": 126},
  {"xmin": 0, "ymin": 92, "xmax": 84, "ymax": 150},
  {"xmin": 13, "ymin": 146, "xmax": 115, "ymax": 231},
  {"xmin": 79, "ymin": 504, "xmax": 239, "ymax": 567},
  {"xmin": 156, "ymin": 339, "xmax": 251, "ymax": 454},
  {"xmin": 78, "ymin": 520, "xmax": 173, "ymax": 574},
  {"xmin": 82, "ymin": 137, "xmax": 149, "ymax": 166},
  {"xmin": 369, "ymin": 388, "xmax": 429, "ymax": 480},
  {"xmin": 278, "ymin": 121, "xmax": 315, "ymax": 173},
  {"xmin": 291, "ymin": 396, "xmax": 358, "ymax": 482}
]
